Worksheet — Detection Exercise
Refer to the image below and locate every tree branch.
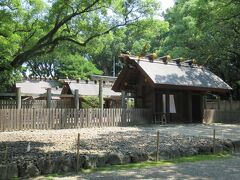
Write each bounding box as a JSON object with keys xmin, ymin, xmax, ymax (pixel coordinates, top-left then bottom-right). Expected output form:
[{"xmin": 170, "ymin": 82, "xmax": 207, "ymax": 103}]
[
  {"xmin": 5, "ymin": 0, "xmax": 141, "ymax": 71},
  {"xmin": 37, "ymin": 0, "xmax": 101, "ymax": 45}
]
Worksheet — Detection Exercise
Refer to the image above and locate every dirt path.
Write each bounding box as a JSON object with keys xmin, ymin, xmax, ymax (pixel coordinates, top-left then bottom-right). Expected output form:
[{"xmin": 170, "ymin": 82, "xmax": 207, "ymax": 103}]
[{"xmin": 34, "ymin": 153, "xmax": 240, "ymax": 180}]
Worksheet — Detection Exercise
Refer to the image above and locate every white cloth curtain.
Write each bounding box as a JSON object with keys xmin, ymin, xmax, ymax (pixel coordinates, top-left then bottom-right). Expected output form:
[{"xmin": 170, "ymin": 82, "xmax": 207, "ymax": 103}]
[
  {"xmin": 162, "ymin": 94, "xmax": 176, "ymax": 113},
  {"xmin": 169, "ymin": 94, "xmax": 176, "ymax": 113}
]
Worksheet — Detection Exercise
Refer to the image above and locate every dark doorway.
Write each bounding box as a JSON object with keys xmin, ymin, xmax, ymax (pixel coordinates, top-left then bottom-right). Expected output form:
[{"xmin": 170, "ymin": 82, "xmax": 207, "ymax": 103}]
[{"xmin": 192, "ymin": 95, "xmax": 201, "ymax": 123}]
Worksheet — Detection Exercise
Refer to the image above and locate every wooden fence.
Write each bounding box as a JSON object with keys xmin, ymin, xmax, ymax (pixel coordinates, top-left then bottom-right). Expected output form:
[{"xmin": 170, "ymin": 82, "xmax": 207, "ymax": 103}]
[
  {"xmin": 0, "ymin": 108, "xmax": 152, "ymax": 131},
  {"xmin": 206, "ymin": 100, "xmax": 240, "ymax": 111},
  {"xmin": 203, "ymin": 109, "xmax": 240, "ymax": 124}
]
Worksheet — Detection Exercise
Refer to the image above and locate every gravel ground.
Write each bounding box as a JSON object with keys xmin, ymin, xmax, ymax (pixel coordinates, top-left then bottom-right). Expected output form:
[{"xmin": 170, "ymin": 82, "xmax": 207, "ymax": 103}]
[
  {"xmin": 0, "ymin": 124, "xmax": 237, "ymax": 179},
  {"xmin": 0, "ymin": 125, "xmax": 226, "ymax": 161},
  {"xmin": 39, "ymin": 153, "xmax": 240, "ymax": 180}
]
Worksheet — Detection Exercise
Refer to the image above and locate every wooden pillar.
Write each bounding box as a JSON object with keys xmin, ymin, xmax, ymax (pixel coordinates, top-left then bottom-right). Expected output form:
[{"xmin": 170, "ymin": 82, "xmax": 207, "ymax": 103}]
[
  {"xmin": 188, "ymin": 92, "xmax": 192, "ymax": 123},
  {"xmin": 46, "ymin": 88, "xmax": 52, "ymax": 108},
  {"xmin": 121, "ymin": 90, "xmax": 126, "ymax": 125},
  {"xmin": 74, "ymin": 89, "xmax": 79, "ymax": 109},
  {"xmin": 152, "ymin": 89, "xmax": 156, "ymax": 123},
  {"xmin": 180, "ymin": 92, "xmax": 184, "ymax": 122},
  {"xmin": 99, "ymin": 80, "xmax": 103, "ymax": 126},
  {"xmin": 121, "ymin": 90, "xmax": 126, "ymax": 109},
  {"xmin": 166, "ymin": 92, "xmax": 170, "ymax": 113},
  {"xmin": 16, "ymin": 87, "xmax": 21, "ymax": 109},
  {"xmin": 166, "ymin": 91, "xmax": 170, "ymax": 123},
  {"xmin": 217, "ymin": 96, "xmax": 220, "ymax": 110},
  {"xmin": 74, "ymin": 89, "xmax": 79, "ymax": 127},
  {"xmin": 201, "ymin": 95, "xmax": 205, "ymax": 122}
]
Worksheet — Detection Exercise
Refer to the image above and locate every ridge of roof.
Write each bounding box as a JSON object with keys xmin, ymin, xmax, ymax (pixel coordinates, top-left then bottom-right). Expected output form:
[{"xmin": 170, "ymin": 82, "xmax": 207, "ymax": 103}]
[{"xmin": 126, "ymin": 55, "xmax": 202, "ymax": 69}]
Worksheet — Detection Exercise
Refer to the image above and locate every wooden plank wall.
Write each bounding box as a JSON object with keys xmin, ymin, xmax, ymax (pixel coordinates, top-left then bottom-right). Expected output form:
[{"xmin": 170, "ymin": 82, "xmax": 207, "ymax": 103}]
[
  {"xmin": 203, "ymin": 109, "xmax": 240, "ymax": 124},
  {"xmin": 0, "ymin": 108, "xmax": 151, "ymax": 132},
  {"xmin": 206, "ymin": 100, "xmax": 240, "ymax": 111}
]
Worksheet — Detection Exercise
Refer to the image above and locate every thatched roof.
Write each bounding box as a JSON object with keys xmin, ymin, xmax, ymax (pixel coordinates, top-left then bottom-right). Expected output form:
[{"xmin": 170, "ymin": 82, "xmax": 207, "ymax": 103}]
[{"xmin": 113, "ymin": 55, "xmax": 232, "ymax": 92}]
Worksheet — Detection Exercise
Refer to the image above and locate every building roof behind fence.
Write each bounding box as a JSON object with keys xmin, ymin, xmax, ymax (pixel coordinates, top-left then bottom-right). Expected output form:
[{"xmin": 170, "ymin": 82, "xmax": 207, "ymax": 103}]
[
  {"xmin": 68, "ymin": 82, "xmax": 120, "ymax": 97},
  {"xmin": 16, "ymin": 80, "xmax": 62, "ymax": 95}
]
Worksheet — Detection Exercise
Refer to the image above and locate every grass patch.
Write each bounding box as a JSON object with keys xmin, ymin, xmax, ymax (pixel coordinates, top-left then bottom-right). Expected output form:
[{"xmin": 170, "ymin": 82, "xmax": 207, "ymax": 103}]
[
  {"xmin": 81, "ymin": 161, "xmax": 174, "ymax": 174},
  {"xmin": 173, "ymin": 153, "xmax": 231, "ymax": 163},
  {"xmin": 43, "ymin": 152, "xmax": 232, "ymax": 178},
  {"xmin": 82, "ymin": 152, "xmax": 231, "ymax": 174}
]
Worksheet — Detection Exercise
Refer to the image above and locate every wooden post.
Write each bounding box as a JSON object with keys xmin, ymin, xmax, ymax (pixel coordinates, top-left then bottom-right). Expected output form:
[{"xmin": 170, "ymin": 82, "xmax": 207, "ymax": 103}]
[
  {"xmin": 156, "ymin": 130, "xmax": 160, "ymax": 161},
  {"xmin": 74, "ymin": 89, "xmax": 79, "ymax": 127},
  {"xmin": 74, "ymin": 89, "xmax": 79, "ymax": 109},
  {"xmin": 99, "ymin": 80, "xmax": 103, "ymax": 127},
  {"xmin": 46, "ymin": 88, "xmax": 52, "ymax": 108},
  {"xmin": 213, "ymin": 128, "xmax": 216, "ymax": 153},
  {"xmin": 16, "ymin": 87, "xmax": 21, "ymax": 109},
  {"xmin": 121, "ymin": 90, "xmax": 126, "ymax": 126},
  {"xmin": 188, "ymin": 92, "xmax": 192, "ymax": 123},
  {"xmin": 76, "ymin": 133, "xmax": 80, "ymax": 172},
  {"xmin": 152, "ymin": 89, "xmax": 156, "ymax": 124},
  {"xmin": 166, "ymin": 92, "xmax": 170, "ymax": 123}
]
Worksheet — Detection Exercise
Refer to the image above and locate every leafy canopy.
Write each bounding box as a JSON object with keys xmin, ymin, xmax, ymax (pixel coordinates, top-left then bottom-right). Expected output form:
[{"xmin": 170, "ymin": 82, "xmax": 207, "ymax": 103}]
[{"xmin": 0, "ymin": 0, "xmax": 160, "ymax": 90}]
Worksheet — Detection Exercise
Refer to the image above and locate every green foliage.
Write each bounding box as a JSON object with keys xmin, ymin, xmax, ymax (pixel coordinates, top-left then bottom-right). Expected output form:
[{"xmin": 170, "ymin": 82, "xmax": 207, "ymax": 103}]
[
  {"xmin": 89, "ymin": 19, "xmax": 169, "ymax": 75},
  {"xmin": 81, "ymin": 96, "xmax": 100, "ymax": 108},
  {"xmin": 161, "ymin": 0, "xmax": 240, "ymax": 99},
  {"xmin": 0, "ymin": 0, "xmax": 160, "ymax": 90},
  {"xmin": 56, "ymin": 54, "xmax": 103, "ymax": 79},
  {"xmin": 27, "ymin": 51, "xmax": 103, "ymax": 79}
]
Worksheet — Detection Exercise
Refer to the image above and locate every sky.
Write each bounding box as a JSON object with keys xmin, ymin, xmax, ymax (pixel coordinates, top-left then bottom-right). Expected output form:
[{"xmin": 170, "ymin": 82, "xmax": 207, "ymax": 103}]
[
  {"xmin": 155, "ymin": 0, "xmax": 175, "ymax": 20},
  {"xmin": 159, "ymin": 0, "xmax": 175, "ymax": 11}
]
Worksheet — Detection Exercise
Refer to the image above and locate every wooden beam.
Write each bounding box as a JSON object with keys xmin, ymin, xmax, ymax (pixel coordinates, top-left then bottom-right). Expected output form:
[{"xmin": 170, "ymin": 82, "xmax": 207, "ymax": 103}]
[
  {"xmin": 91, "ymin": 75, "xmax": 117, "ymax": 81},
  {"xmin": 155, "ymin": 84, "xmax": 230, "ymax": 93},
  {"xmin": 16, "ymin": 87, "xmax": 21, "ymax": 109},
  {"xmin": 74, "ymin": 89, "xmax": 79, "ymax": 109},
  {"xmin": 200, "ymin": 95, "xmax": 205, "ymax": 122},
  {"xmin": 0, "ymin": 93, "xmax": 16, "ymax": 97},
  {"xmin": 99, "ymin": 80, "xmax": 103, "ymax": 126},
  {"xmin": 121, "ymin": 90, "xmax": 126, "ymax": 126},
  {"xmin": 152, "ymin": 88, "xmax": 156, "ymax": 123},
  {"xmin": 46, "ymin": 88, "xmax": 51, "ymax": 108}
]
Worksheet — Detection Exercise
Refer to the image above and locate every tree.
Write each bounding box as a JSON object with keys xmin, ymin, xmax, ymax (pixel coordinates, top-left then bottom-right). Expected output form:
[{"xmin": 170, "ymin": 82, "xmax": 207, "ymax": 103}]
[
  {"xmin": 26, "ymin": 47, "xmax": 102, "ymax": 79},
  {"xmin": 86, "ymin": 30, "xmax": 126, "ymax": 76},
  {"xmin": 88, "ymin": 19, "xmax": 169, "ymax": 76},
  {"xmin": 0, "ymin": 0, "xmax": 160, "ymax": 90},
  {"xmin": 162, "ymin": 0, "xmax": 240, "ymax": 99},
  {"xmin": 55, "ymin": 54, "xmax": 103, "ymax": 79}
]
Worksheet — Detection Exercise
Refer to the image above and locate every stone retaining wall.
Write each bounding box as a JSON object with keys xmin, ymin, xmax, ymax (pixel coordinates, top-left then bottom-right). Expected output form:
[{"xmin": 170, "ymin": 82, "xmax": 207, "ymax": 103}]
[{"xmin": 0, "ymin": 139, "xmax": 236, "ymax": 179}]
